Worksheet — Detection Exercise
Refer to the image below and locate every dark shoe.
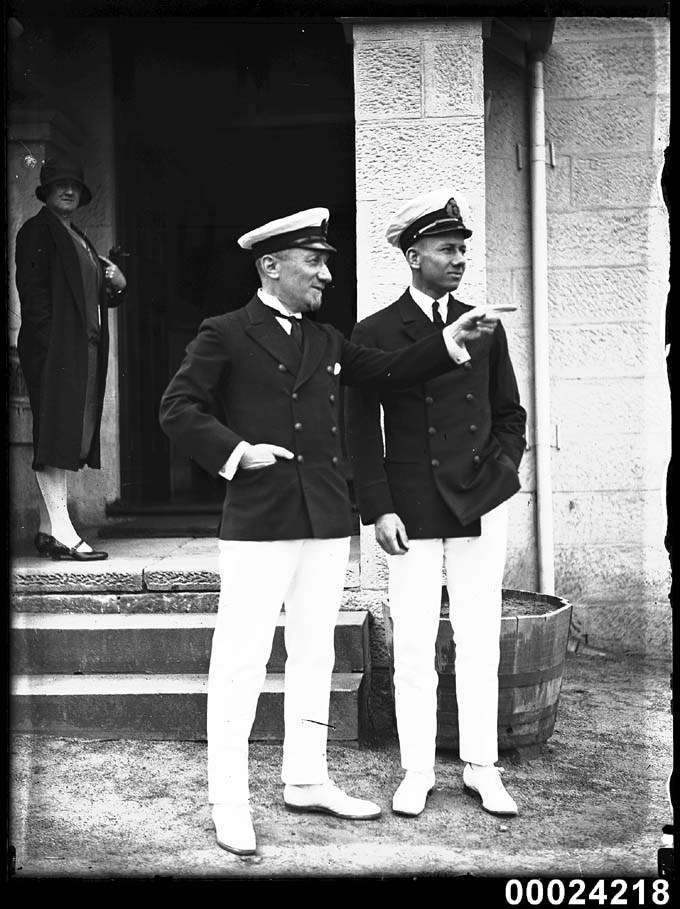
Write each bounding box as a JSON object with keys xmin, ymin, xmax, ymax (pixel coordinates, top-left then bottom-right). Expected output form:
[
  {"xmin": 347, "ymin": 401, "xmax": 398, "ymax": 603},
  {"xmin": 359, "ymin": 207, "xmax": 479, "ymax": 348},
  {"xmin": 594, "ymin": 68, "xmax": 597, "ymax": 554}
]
[
  {"xmin": 34, "ymin": 532, "xmax": 57, "ymax": 557},
  {"xmin": 50, "ymin": 538, "xmax": 108, "ymax": 561}
]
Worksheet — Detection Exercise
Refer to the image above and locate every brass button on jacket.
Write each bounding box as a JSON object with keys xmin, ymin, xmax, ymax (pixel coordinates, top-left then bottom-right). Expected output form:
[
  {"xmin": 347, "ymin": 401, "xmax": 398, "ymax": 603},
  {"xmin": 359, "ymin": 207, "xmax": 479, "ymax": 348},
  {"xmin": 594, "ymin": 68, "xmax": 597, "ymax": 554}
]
[
  {"xmin": 294, "ymin": 422, "xmax": 303, "ymax": 431},
  {"xmin": 296, "ymin": 454, "xmax": 304, "ymax": 463},
  {"xmin": 465, "ymin": 393, "xmax": 474, "ymax": 402},
  {"xmin": 425, "ymin": 396, "xmax": 434, "ymax": 405},
  {"xmin": 278, "ymin": 364, "xmax": 286, "ymax": 372},
  {"xmin": 469, "ymin": 424, "xmax": 478, "ymax": 433},
  {"xmin": 428, "ymin": 426, "xmax": 436, "ymax": 436},
  {"xmin": 330, "ymin": 426, "xmax": 338, "ymax": 435},
  {"xmin": 431, "ymin": 458, "xmax": 440, "ymax": 468},
  {"xmin": 291, "ymin": 392, "xmax": 299, "ymax": 401},
  {"xmin": 472, "ymin": 454, "xmax": 480, "ymax": 465}
]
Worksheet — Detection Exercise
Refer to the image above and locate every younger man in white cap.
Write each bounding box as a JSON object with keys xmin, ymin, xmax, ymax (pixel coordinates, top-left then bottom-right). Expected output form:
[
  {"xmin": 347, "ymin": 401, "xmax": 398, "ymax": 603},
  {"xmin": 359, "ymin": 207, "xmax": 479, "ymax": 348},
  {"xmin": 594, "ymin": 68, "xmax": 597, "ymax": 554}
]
[
  {"xmin": 160, "ymin": 205, "xmax": 505, "ymax": 854},
  {"xmin": 346, "ymin": 189, "xmax": 526, "ymax": 818}
]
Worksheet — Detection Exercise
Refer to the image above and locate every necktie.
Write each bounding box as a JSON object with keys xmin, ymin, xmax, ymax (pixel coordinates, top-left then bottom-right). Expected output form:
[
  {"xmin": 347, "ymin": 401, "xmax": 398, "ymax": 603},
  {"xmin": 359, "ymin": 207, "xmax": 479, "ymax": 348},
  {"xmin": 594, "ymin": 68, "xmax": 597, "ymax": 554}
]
[
  {"xmin": 432, "ymin": 299, "xmax": 445, "ymax": 328},
  {"xmin": 278, "ymin": 314, "xmax": 304, "ymax": 349}
]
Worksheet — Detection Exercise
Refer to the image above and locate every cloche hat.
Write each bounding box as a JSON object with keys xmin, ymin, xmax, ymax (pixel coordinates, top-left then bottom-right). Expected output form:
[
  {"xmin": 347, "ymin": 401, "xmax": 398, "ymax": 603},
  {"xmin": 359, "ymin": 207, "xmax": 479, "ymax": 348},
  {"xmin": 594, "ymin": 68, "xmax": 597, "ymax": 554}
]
[{"xmin": 35, "ymin": 152, "xmax": 92, "ymax": 206}]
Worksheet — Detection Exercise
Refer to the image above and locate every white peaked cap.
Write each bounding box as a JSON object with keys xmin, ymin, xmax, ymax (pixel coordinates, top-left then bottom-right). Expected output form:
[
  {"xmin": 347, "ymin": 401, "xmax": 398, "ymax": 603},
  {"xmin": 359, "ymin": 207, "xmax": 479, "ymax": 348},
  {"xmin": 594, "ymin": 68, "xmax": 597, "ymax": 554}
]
[
  {"xmin": 237, "ymin": 207, "xmax": 337, "ymax": 255},
  {"xmin": 386, "ymin": 188, "xmax": 473, "ymax": 250}
]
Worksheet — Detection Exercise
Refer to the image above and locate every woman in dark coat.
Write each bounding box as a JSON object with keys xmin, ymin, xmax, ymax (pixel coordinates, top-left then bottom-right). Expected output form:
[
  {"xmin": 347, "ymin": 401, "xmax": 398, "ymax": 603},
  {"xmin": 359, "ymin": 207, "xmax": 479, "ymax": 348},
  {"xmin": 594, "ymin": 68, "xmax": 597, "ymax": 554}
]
[{"xmin": 15, "ymin": 153, "xmax": 127, "ymax": 560}]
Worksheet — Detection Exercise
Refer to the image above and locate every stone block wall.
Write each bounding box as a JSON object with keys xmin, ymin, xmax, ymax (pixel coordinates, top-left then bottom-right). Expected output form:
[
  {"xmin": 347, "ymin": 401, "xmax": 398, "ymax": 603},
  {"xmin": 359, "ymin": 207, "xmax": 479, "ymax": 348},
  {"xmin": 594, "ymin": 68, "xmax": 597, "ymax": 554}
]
[
  {"xmin": 353, "ymin": 19, "xmax": 487, "ymax": 318},
  {"xmin": 486, "ymin": 17, "xmax": 671, "ymax": 654},
  {"xmin": 8, "ymin": 22, "xmax": 120, "ymax": 545}
]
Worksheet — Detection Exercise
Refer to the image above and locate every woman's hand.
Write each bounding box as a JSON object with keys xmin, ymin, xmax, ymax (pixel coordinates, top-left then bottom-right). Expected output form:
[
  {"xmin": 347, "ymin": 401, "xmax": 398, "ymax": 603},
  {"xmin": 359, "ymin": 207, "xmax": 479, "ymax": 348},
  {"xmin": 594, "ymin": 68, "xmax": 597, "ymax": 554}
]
[{"xmin": 100, "ymin": 255, "xmax": 127, "ymax": 291}]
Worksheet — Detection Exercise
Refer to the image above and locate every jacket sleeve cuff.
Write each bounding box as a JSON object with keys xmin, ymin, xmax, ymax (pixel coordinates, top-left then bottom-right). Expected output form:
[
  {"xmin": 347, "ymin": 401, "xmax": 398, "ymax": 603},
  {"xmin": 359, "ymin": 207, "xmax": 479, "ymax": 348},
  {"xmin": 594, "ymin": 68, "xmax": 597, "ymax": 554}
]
[
  {"xmin": 441, "ymin": 329, "xmax": 471, "ymax": 365},
  {"xmin": 219, "ymin": 441, "xmax": 250, "ymax": 480},
  {"xmin": 356, "ymin": 480, "xmax": 396, "ymax": 526}
]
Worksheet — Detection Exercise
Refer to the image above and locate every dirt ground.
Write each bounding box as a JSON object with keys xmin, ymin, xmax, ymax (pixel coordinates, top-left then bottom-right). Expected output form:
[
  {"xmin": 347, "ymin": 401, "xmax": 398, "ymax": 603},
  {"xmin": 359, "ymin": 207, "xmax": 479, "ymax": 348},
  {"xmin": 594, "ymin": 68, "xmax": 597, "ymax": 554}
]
[{"xmin": 8, "ymin": 648, "xmax": 672, "ymax": 881}]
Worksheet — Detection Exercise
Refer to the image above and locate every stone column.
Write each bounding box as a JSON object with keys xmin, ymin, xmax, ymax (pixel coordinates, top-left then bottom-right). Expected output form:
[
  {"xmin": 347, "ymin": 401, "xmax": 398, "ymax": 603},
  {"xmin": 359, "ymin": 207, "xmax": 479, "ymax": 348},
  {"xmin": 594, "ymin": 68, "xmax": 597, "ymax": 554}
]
[{"xmin": 349, "ymin": 19, "xmax": 487, "ymax": 663}]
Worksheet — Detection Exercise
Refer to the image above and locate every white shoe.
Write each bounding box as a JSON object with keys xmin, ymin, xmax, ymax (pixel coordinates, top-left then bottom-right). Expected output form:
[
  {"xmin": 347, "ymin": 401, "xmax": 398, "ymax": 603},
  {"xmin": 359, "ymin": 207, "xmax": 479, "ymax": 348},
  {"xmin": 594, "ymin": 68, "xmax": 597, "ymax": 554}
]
[
  {"xmin": 212, "ymin": 802, "xmax": 257, "ymax": 855},
  {"xmin": 392, "ymin": 771, "xmax": 436, "ymax": 817},
  {"xmin": 284, "ymin": 780, "xmax": 381, "ymax": 819},
  {"xmin": 463, "ymin": 763, "xmax": 518, "ymax": 816}
]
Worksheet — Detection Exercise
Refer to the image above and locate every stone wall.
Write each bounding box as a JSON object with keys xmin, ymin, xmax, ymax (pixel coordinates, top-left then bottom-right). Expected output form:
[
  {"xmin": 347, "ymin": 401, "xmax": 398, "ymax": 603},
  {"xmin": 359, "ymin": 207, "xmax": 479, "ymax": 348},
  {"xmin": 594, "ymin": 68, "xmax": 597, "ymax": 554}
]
[
  {"xmin": 8, "ymin": 22, "xmax": 120, "ymax": 545},
  {"xmin": 486, "ymin": 17, "xmax": 671, "ymax": 654}
]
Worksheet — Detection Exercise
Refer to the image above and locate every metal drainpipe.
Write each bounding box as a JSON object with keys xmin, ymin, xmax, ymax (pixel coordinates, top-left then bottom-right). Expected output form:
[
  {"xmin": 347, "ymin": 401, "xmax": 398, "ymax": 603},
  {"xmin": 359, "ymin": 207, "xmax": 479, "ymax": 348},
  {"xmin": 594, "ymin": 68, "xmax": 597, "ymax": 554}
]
[{"xmin": 529, "ymin": 53, "xmax": 556, "ymax": 595}]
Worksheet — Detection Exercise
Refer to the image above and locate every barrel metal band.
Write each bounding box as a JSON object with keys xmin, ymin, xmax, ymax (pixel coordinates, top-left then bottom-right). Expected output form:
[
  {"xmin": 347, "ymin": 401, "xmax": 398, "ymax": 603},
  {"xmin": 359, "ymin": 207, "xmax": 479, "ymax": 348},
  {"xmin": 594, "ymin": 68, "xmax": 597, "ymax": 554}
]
[{"xmin": 498, "ymin": 660, "xmax": 566, "ymax": 688}]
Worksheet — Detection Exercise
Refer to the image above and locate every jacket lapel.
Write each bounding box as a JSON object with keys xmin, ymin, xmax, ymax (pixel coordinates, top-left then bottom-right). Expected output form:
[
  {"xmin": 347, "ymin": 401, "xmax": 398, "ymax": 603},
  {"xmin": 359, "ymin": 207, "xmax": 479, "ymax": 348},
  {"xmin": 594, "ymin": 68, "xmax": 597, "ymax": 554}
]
[
  {"xmin": 243, "ymin": 295, "xmax": 302, "ymax": 375},
  {"xmin": 43, "ymin": 208, "xmax": 86, "ymax": 322},
  {"xmin": 293, "ymin": 319, "xmax": 329, "ymax": 391},
  {"xmin": 446, "ymin": 295, "xmax": 469, "ymax": 325},
  {"xmin": 397, "ymin": 289, "xmax": 439, "ymax": 342}
]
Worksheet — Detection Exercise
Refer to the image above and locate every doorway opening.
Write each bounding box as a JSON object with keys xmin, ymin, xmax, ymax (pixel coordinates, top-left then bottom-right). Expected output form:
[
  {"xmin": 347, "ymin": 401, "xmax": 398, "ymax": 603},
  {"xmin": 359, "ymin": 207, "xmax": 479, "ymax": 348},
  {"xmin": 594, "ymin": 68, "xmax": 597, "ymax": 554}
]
[{"xmin": 110, "ymin": 18, "xmax": 356, "ymax": 520}]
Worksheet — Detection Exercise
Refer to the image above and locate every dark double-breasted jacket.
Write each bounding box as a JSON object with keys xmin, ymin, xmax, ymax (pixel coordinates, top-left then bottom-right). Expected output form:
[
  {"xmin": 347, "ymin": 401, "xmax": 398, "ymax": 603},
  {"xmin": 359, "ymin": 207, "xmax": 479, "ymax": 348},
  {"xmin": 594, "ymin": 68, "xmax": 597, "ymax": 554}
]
[
  {"xmin": 159, "ymin": 294, "xmax": 463, "ymax": 541},
  {"xmin": 15, "ymin": 206, "xmax": 124, "ymax": 470},
  {"xmin": 345, "ymin": 290, "xmax": 527, "ymax": 538}
]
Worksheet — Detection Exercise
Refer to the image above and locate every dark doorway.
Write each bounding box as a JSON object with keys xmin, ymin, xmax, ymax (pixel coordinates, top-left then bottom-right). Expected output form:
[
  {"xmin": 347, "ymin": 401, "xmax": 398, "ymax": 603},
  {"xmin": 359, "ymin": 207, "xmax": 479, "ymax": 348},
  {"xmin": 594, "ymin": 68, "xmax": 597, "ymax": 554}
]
[{"xmin": 111, "ymin": 19, "xmax": 356, "ymax": 511}]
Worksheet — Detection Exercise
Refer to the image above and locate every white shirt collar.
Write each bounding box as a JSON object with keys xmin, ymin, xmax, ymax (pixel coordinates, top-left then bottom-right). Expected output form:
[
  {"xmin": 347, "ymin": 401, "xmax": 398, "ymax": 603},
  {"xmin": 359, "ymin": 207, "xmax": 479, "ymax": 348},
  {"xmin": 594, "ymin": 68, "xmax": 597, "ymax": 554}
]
[
  {"xmin": 409, "ymin": 285, "xmax": 450, "ymax": 322},
  {"xmin": 257, "ymin": 288, "xmax": 302, "ymax": 319}
]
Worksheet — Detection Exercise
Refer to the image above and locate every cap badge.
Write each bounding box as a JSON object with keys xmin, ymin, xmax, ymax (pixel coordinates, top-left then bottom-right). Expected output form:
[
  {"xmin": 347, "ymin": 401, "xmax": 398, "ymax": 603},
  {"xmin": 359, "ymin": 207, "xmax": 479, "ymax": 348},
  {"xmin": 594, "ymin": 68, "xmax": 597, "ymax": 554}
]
[{"xmin": 445, "ymin": 198, "xmax": 461, "ymax": 220}]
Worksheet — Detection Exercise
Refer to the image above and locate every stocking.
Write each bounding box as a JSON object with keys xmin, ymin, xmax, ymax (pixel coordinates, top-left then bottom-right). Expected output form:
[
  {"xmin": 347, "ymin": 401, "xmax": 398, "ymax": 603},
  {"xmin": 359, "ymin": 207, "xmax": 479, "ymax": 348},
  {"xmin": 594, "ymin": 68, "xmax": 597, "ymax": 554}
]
[{"xmin": 35, "ymin": 468, "xmax": 92, "ymax": 552}]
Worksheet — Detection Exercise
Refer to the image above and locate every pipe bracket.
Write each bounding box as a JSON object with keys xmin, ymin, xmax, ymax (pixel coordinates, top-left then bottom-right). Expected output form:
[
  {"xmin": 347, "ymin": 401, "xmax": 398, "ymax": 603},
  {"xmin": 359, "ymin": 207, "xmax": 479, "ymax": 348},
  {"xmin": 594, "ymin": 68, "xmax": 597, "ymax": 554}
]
[{"xmin": 516, "ymin": 141, "xmax": 555, "ymax": 170}]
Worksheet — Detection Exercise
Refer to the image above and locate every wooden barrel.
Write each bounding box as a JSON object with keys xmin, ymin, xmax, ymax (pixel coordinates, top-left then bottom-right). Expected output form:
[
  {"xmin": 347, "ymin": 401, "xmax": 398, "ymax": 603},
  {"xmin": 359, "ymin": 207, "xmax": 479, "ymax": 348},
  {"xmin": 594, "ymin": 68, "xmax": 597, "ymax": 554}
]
[{"xmin": 383, "ymin": 588, "xmax": 572, "ymax": 751}]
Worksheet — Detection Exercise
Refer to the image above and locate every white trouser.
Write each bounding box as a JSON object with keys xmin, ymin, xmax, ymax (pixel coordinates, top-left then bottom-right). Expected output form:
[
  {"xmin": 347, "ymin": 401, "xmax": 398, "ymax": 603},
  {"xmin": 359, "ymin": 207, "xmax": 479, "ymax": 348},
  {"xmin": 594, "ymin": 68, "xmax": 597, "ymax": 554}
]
[
  {"xmin": 387, "ymin": 501, "xmax": 508, "ymax": 772},
  {"xmin": 207, "ymin": 536, "xmax": 350, "ymax": 805}
]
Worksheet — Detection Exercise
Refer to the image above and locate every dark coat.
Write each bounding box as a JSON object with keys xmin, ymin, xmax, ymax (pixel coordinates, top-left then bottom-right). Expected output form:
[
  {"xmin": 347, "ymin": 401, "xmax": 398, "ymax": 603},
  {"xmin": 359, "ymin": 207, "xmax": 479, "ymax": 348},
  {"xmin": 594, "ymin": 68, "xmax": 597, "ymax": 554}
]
[
  {"xmin": 159, "ymin": 294, "xmax": 462, "ymax": 541},
  {"xmin": 15, "ymin": 206, "xmax": 124, "ymax": 470},
  {"xmin": 345, "ymin": 290, "xmax": 527, "ymax": 537}
]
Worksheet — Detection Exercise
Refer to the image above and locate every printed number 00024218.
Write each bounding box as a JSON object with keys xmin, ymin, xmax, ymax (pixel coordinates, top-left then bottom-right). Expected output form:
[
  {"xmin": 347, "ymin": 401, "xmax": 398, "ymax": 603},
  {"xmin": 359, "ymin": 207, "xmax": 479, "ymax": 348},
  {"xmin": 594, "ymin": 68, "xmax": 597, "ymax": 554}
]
[{"xmin": 504, "ymin": 878, "xmax": 670, "ymax": 906}]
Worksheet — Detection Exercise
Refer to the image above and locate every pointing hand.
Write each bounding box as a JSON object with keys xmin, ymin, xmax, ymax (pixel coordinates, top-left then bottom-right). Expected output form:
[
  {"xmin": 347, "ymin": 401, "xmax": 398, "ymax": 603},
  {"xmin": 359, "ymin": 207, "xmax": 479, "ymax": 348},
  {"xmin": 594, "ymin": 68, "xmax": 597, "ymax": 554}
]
[{"xmin": 444, "ymin": 304, "xmax": 516, "ymax": 347}]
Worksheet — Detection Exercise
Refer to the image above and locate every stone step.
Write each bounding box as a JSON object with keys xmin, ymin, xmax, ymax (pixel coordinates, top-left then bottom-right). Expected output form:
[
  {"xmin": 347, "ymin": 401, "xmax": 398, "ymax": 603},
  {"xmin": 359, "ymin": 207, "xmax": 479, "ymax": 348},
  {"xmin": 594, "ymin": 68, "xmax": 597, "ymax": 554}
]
[
  {"xmin": 11, "ymin": 536, "xmax": 360, "ymax": 595},
  {"xmin": 11, "ymin": 672, "xmax": 366, "ymax": 742},
  {"xmin": 11, "ymin": 611, "xmax": 370, "ymax": 675},
  {"xmin": 12, "ymin": 590, "xmax": 222, "ymax": 614}
]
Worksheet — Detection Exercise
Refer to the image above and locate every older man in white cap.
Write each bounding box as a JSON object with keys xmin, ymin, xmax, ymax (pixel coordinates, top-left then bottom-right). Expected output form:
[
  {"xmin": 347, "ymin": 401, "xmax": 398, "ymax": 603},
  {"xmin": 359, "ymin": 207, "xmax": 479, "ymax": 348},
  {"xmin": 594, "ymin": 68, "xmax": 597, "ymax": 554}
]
[
  {"xmin": 159, "ymin": 206, "xmax": 504, "ymax": 854},
  {"xmin": 346, "ymin": 189, "xmax": 526, "ymax": 819}
]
